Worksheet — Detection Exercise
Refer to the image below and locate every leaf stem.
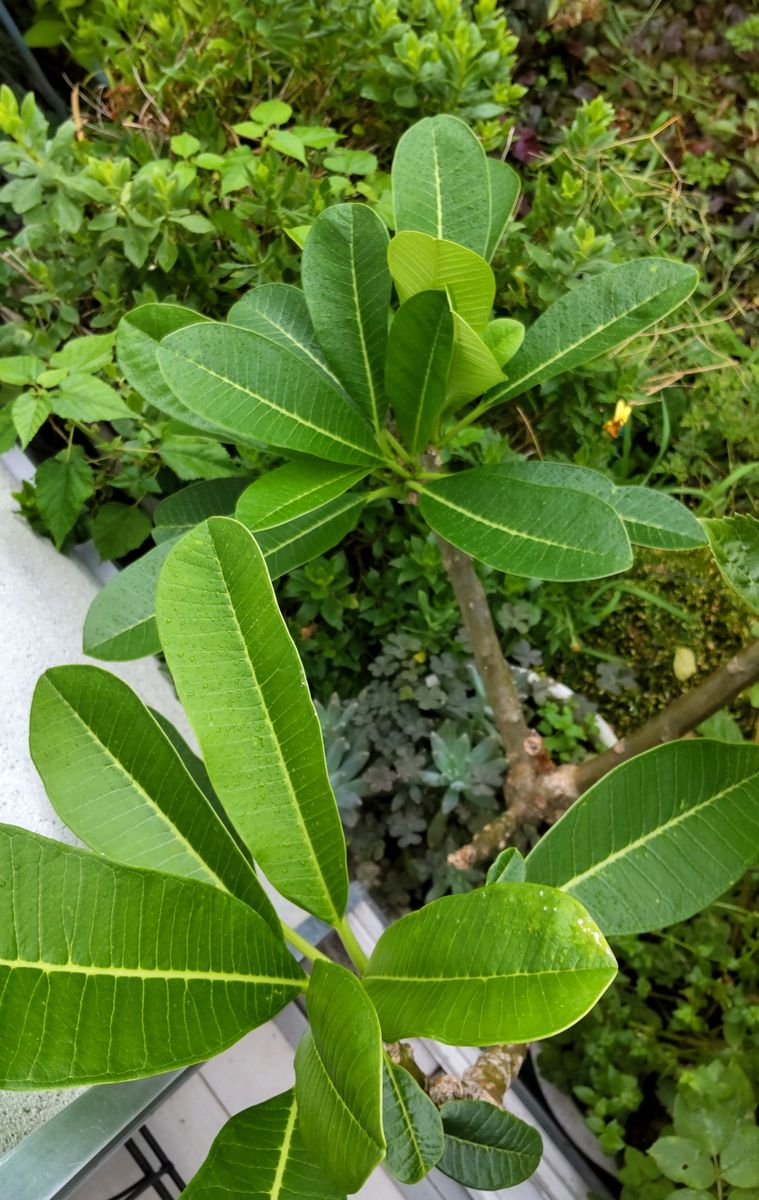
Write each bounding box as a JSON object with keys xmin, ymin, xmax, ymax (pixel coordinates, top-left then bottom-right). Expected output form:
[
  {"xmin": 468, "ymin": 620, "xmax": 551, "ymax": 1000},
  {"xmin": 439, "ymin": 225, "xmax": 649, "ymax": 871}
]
[
  {"xmin": 281, "ymin": 922, "xmax": 329, "ymax": 964},
  {"xmin": 336, "ymin": 916, "xmax": 369, "ymax": 974}
]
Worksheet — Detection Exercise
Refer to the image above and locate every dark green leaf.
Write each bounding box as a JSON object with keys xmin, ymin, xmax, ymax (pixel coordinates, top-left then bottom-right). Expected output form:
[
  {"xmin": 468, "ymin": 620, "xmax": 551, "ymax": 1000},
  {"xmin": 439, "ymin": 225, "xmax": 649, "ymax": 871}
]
[
  {"xmin": 83, "ymin": 539, "xmax": 177, "ymax": 660},
  {"xmin": 90, "ymin": 502, "xmax": 151, "ymax": 560},
  {"xmin": 611, "ymin": 486, "xmax": 706, "ymax": 550},
  {"xmin": 385, "ymin": 291, "xmax": 454, "ymax": 453},
  {"xmin": 153, "ymin": 476, "xmax": 250, "ymax": 544},
  {"xmin": 703, "ymin": 514, "xmax": 759, "ymax": 614},
  {"xmin": 236, "ymin": 461, "xmax": 368, "ymax": 530},
  {"xmin": 438, "ymin": 1100, "xmax": 542, "ymax": 1188},
  {"xmin": 35, "ymin": 445, "xmax": 94, "ymax": 548},
  {"xmin": 382, "ymin": 1062, "xmax": 444, "ymax": 1183},
  {"xmin": 253, "ymin": 494, "xmax": 366, "ymax": 580}
]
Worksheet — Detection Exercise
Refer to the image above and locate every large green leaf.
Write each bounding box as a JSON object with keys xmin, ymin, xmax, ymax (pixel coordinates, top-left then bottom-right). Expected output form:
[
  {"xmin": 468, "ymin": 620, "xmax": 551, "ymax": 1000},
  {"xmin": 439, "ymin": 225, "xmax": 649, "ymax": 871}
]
[
  {"xmin": 382, "ymin": 1061, "xmax": 444, "ymax": 1184},
  {"xmin": 392, "ymin": 115, "xmax": 491, "ymax": 257},
  {"xmin": 156, "ymin": 517, "xmax": 348, "ymax": 924},
  {"xmin": 236, "ymin": 461, "xmax": 368, "ymax": 530},
  {"xmin": 295, "ymin": 961, "xmax": 385, "ymax": 1192},
  {"xmin": 484, "ymin": 259, "xmax": 699, "ymax": 408},
  {"xmin": 83, "ymin": 538, "xmax": 177, "ymax": 660},
  {"xmin": 253, "ymin": 494, "xmax": 366, "ymax": 580},
  {"xmin": 0, "ymin": 825, "xmax": 304, "ymax": 1087},
  {"xmin": 182, "ymin": 1090, "xmax": 345, "ymax": 1200},
  {"xmin": 153, "ymin": 476, "xmax": 250, "ymax": 544},
  {"xmin": 364, "ymin": 884, "xmax": 616, "ymax": 1045},
  {"xmin": 388, "ymin": 232, "xmax": 494, "ymax": 333},
  {"xmin": 496, "ymin": 458, "xmax": 615, "ymax": 499},
  {"xmin": 227, "ymin": 282, "xmax": 344, "ymax": 390},
  {"xmin": 485, "ymin": 158, "xmax": 520, "ymax": 262},
  {"xmin": 438, "ymin": 1101, "xmax": 542, "ymax": 1189},
  {"xmin": 157, "ymin": 321, "xmax": 381, "ymax": 466},
  {"xmin": 703, "ymin": 514, "xmax": 759, "ymax": 614},
  {"xmin": 29, "ymin": 665, "xmax": 278, "ymax": 931},
  {"xmin": 301, "ymin": 204, "xmax": 391, "ymax": 432},
  {"xmin": 611, "ymin": 486, "xmax": 706, "ymax": 550},
  {"xmin": 419, "ymin": 466, "xmax": 632, "ymax": 580},
  {"xmin": 525, "ymin": 740, "xmax": 759, "ymax": 936},
  {"xmin": 385, "ymin": 291, "xmax": 454, "ymax": 453}
]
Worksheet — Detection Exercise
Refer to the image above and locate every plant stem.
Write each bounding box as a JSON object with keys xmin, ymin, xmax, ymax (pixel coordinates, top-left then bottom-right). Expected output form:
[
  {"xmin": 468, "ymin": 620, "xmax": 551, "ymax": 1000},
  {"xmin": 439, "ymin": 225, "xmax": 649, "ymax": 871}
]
[
  {"xmin": 336, "ymin": 915, "xmax": 369, "ymax": 973},
  {"xmin": 281, "ymin": 922, "xmax": 329, "ymax": 964}
]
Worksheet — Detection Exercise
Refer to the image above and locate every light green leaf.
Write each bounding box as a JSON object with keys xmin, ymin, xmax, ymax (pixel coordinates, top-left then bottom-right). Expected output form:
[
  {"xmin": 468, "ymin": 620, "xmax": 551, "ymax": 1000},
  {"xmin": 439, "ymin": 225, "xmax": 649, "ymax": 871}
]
[
  {"xmin": 446, "ymin": 313, "xmax": 506, "ymax": 407},
  {"xmin": 392, "ymin": 115, "xmax": 491, "ymax": 257},
  {"xmin": 91, "ymin": 501, "xmax": 151, "ymax": 560},
  {"xmin": 170, "ymin": 132, "xmax": 200, "ymax": 158},
  {"xmin": 721, "ymin": 1125, "xmax": 759, "ymax": 1188},
  {"xmin": 291, "ymin": 125, "xmax": 341, "ymax": 149},
  {"xmin": 486, "ymin": 846, "xmax": 526, "ymax": 885},
  {"xmin": 673, "ymin": 1062, "xmax": 752, "ymax": 1157},
  {"xmin": 12, "ymin": 390, "xmax": 50, "ymax": 447},
  {"xmin": 157, "ymin": 321, "xmax": 381, "ymax": 467},
  {"xmin": 171, "ymin": 213, "xmax": 215, "ymax": 234},
  {"xmin": 485, "ymin": 157, "xmax": 520, "ymax": 261},
  {"xmin": 267, "ymin": 130, "xmax": 307, "ymax": 164},
  {"xmin": 228, "ymin": 283, "xmax": 342, "ymax": 390},
  {"xmin": 35, "ymin": 445, "xmax": 95, "ymax": 548},
  {"xmin": 156, "ymin": 518, "xmax": 348, "ymax": 923},
  {"xmin": 322, "ymin": 149, "xmax": 377, "ymax": 176},
  {"xmin": 525, "ymin": 740, "xmax": 759, "ymax": 936},
  {"xmin": 0, "ymin": 354, "xmax": 43, "ymax": 385},
  {"xmin": 29, "ymin": 665, "xmax": 278, "ymax": 930},
  {"xmin": 438, "ymin": 1100, "xmax": 542, "ymax": 1189},
  {"xmin": 153, "ymin": 476, "xmax": 250, "ymax": 544},
  {"xmin": 237, "ymin": 461, "xmax": 367, "ymax": 531},
  {"xmin": 231, "ymin": 120, "xmax": 266, "ymax": 140},
  {"xmin": 388, "ymin": 232, "xmax": 494, "ymax": 333},
  {"xmin": 49, "ymin": 333, "xmax": 115, "ymax": 373},
  {"xmin": 703, "ymin": 514, "xmax": 759, "ymax": 614},
  {"xmin": 649, "ymin": 1138, "xmax": 715, "ymax": 1189},
  {"xmin": 83, "ymin": 539, "xmax": 177, "ymax": 660},
  {"xmin": 382, "ymin": 1061, "xmax": 444, "ymax": 1184},
  {"xmin": 0, "ymin": 824, "xmax": 304, "ymax": 1087},
  {"xmin": 52, "ymin": 374, "xmax": 134, "ymax": 422},
  {"xmin": 302, "ymin": 204, "xmax": 391, "ymax": 431},
  {"xmin": 254, "ymin": 494, "xmax": 366, "ymax": 579},
  {"xmin": 484, "ymin": 259, "xmax": 699, "ymax": 408},
  {"xmin": 158, "ymin": 434, "xmax": 242, "ymax": 481},
  {"xmin": 182, "ymin": 1090, "xmax": 345, "ymax": 1200},
  {"xmin": 419, "ymin": 466, "xmax": 632, "ymax": 580},
  {"xmin": 364, "ymin": 884, "xmax": 616, "ymax": 1045},
  {"xmin": 251, "ymin": 99, "xmax": 293, "ymax": 127},
  {"xmin": 295, "ymin": 961, "xmax": 385, "ymax": 1192},
  {"xmin": 611, "ymin": 486, "xmax": 706, "ymax": 550},
  {"xmin": 385, "ymin": 291, "xmax": 454, "ymax": 453},
  {"xmin": 482, "ymin": 318, "xmax": 524, "ymax": 367}
]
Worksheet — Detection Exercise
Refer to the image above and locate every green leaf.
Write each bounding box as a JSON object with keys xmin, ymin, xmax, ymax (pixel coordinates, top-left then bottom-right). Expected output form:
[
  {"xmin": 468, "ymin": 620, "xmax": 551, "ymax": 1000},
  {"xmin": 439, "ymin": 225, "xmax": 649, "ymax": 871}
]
[
  {"xmin": 388, "ymin": 232, "xmax": 494, "ymax": 333},
  {"xmin": 83, "ymin": 539, "xmax": 177, "ymax": 660},
  {"xmin": 228, "ymin": 283, "xmax": 343, "ymax": 390},
  {"xmin": 364, "ymin": 884, "xmax": 616, "ymax": 1044},
  {"xmin": 156, "ymin": 518, "xmax": 348, "ymax": 923},
  {"xmin": 482, "ymin": 318, "xmax": 524, "ymax": 367},
  {"xmin": 12, "ymin": 391, "xmax": 50, "ymax": 447},
  {"xmin": 158, "ymin": 434, "xmax": 242, "ymax": 481},
  {"xmin": 0, "ymin": 354, "xmax": 42, "ymax": 385},
  {"xmin": 157, "ymin": 321, "xmax": 381, "ymax": 467},
  {"xmin": 721, "ymin": 1125, "xmax": 759, "ymax": 1188},
  {"xmin": 254, "ymin": 494, "xmax": 366, "ymax": 579},
  {"xmin": 486, "ymin": 846, "xmax": 526, "ymax": 884},
  {"xmin": 703, "ymin": 514, "xmax": 759, "ymax": 614},
  {"xmin": 0, "ymin": 824, "xmax": 304, "ymax": 1087},
  {"xmin": 24, "ymin": 18, "xmax": 67, "ymax": 47},
  {"xmin": 237, "ymin": 461, "xmax": 367, "ymax": 530},
  {"xmin": 446, "ymin": 314, "xmax": 506, "ymax": 407},
  {"xmin": 673, "ymin": 1062, "xmax": 751, "ymax": 1157},
  {"xmin": 392, "ymin": 115, "xmax": 491, "ymax": 257},
  {"xmin": 649, "ymin": 1138, "xmax": 715, "ymax": 1189},
  {"xmin": 91, "ymin": 501, "xmax": 151, "ymax": 560},
  {"xmin": 295, "ymin": 961, "xmax": 385, "ymax": 1192},
  {"xmin": 323, "ymin": 149, "xmax": 377, "ymax": 176},
  {"xmin": 438, "ymin": 1100, "xmax": 542, "ymax": 1189},
  {"xmin": 302, "ymin": 204, "xmax": 391, "ymax": 431},
  {"xmin": 267, "ymin": 130, "xmax": 307, "ymax": 164},
  {"xmin": 485, "ymin": 157, "xmax": 520, "ymax": 261},
  {"xmin": 382, "ymin": 1061, "xmax": 444, "ymax": 1183},
  {"xmin": 182, "ymin": 1090, "xmax": 345, "ymax": 1200},
  {"xmin": 29, "ymin": 665, "xmax": 279, "ymax": 930},
  {"xmin": 611, "ymin": 486, "xmax": 706, "ymax": 550},
  {"xmin": 419, "ymin": 466, "xmax": 632, "ymax": 580},
  {"xmin": 485, "ymin": 260, "xmax": 699, "ymax": 408},
  {"xmin": 170, "ymin": 132, "xmax": 200, "ymax": 158},
  {"xmin": 49, "ymin": 333, "xmax": 115, "ymax": 373},
  {"xmin": 496, "ymin": 458, "xmax": 616, "ymax": 499},
  {"xmin": 251, "ymin": 99, "xmax": 293, "ymax": 127},
  {"xmin": 153, "ymin": 476, "xmax": 250, "ymax": 543},
  {"xmin": 525, "ymin": 740, "xmax": 759, "ymax": 936},
  {"xmin": 122, "ymin": 224, "xmax": 150, "ymax": 268},
  {"xmin": 291, "ymin": 125, "xmax": 341, "ymax": 149},
  {"xmin": 171, "ymin": 213, "xmax": 215, "ymax": 233},
  {"xmin": 231, "ymin": 120, "xmax": 266, "ymax": 140},
  {"xmin": 35, "ymin": 445, "xmax": 95, "ymax": 548},
  {"xmin": 52, "ymin": 374, "xmax": 134, "ymax": 422},
  {"xmin": 385, "ymin": 291, "xmax": 454, "ymax": 453}
]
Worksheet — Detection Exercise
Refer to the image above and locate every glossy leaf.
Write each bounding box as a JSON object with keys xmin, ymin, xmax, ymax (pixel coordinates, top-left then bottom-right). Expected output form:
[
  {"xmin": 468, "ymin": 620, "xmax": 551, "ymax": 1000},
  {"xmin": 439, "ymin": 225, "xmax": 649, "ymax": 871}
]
[
  {"xmin": 83, "ymin": 539, "xmax": 177, "ymax": 660},
  {"xmin": 446, "ymin": 314, "xmax": 506, "ymax": 407},
  {"xmin": 438, "ymin": 1101, "xmax": 542, "ymax": 1189},
  {"xmin": 419, "ymin": 466, "xmax": 632, "ymax": 580},
  {"xmin": 157, "ymin": 321, "xmax": 381, "ymax": 466},
  {"xmin": 485, "ymin": 259, "xmax": 699, "ymax": 408},
  {"xmin": 382, "ymin": 1061, "xmax": 444, "ymax": 1183},
  {"xmin": 525, "ymin": 740, "xmax": 759, "ymax": 936},
  {"xmin": 236, "ymin": 461, "xmax": 368, "ymax": 530},
  {"xmin": 388, "ymin": 232, "xmax": 494, "ymax": 333},
  {"xmin": 485, "ymin": 157, "xmax": 520, "ymax": 261},
  {"xmin": 392, "ymin": 115, "xmax": 491, "ymax": 257},
  {"xmin": 486, "ymin": 846, "xmax": 526, "ymax": 884},
  {"xmin": 385, "ymin": 291, "xmax": 454, "ymax": 453},
  {"xmin": 0, "ymin": 824, "xmax": 304, "ymax": 1087},
  {"xmin": 703, "ymin": 514, "xmax": 759, "ymax": 614},
  {"xmin": 253, "ymin": 493, "xmax": 365, "ymax": 580},
  {"xmin": 295, "ymin": 961, "xmax": 385, "ymax": 1192},
  {"xmin": 302, "ymin": 204, "xmax": 391, "ymax": 431},
  {"xmin": 228, "ymin": 282, "xmax": 343, "ymax": 391},
  {"xmin": 364, "ymin": 884, "xmax": 616, "ymax": 1044},
  {"xmin": 611, "ymin": 486, "xmax": 706, "ymax": 550},
  {"xmin": 153, "ymin": 476, "xmax": 250, "ymax": 544},
  {"xmin": 156, "ymin": 517, "xmax": 348, "ymax": 923},
  {"xmin": 182, "ymin": 1090, "xmax": 346, "ymax": 1200},
  {"xmin": 29, "ymin": 665, "xmax": 279, "ymax": 930}
]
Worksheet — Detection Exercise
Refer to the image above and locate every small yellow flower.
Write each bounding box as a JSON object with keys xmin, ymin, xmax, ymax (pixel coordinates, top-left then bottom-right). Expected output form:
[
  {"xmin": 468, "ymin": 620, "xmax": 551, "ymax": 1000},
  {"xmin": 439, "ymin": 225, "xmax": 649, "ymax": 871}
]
[
  {"xmin": 603, "ymin": 400, "xmax": 633, "ymax": 438},
  {"xmin": 413, "ymin": 650, "xmax": 427, "ymax": 663}
]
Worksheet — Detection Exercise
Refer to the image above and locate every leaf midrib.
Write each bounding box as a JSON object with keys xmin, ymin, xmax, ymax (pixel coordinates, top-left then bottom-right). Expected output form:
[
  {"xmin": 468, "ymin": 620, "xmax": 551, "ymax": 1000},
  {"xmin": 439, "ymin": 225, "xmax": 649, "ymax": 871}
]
[
  {"xmin": 271, "ymin": 1093, "xmax": 299, "ymax": 1200},
  {"xmin": 347, "ymin": 208, "xmax": 381, "ymax": 432},
  {"xmin": 311, "ymin": 1034, "xmax": 384, "ymax": 1153},
  {"xmin": 368, "ymin": 964, "xmax": 614, "ymax": 983},
  {"xmin": 412, "ymin": 309, "xmax": 448, "ymax": 451},
  {"xmin": 229, "ymin": 312, "xmax": 344, "ymax": 390},
  {"xmin": 0, "ymin": 955, "xmax": 297, "ymax": 985},
  {"xmin": 387, "ymin": 1066, "xmax": 425, "ymax": 1175},
  {"xmin": 260, "ymin": 495, "xmax": 363, "ymax": 555},
  {"xmin": 444, "ymin": 1130, "xmax": 535, "ymax": 1162}
]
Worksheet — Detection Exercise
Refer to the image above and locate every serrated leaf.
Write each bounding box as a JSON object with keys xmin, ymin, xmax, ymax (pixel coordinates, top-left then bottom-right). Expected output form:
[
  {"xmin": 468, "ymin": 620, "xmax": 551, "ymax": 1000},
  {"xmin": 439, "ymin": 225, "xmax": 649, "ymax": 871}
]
[
  {"xmin": 703, "ymin": 514, "xmax": 759, "ymax": 614},
  {"xmin": 51, "ymin": 374, "xmax": 134, "ymax": 422},
  {"xmin": 486, "ymin": 846, "xmax": 526, "ymax": 884},
  {"xmin": 156, "ymin": 518, "xmax": 348, "ymax": 923},
  {"xmin": 83, "ymin": 538, "xmax": 177, "ymax": 660},
  {"xmin": 438, "ymin": 1101, "xmax": 542, "ymax": 1189},
  {"xmin": 302, "ymin": 204, "xmax": 391, "ymax": 431},
  {"xmin": 35, "ymin": 445, "xmax": 94, "ymax": 548},
  {"xmin": 388, "ymin": 232, "xmax": 494, "ymax": 334},
  {"xmin": 12, "ymin": 391, "xmax": 50, "ymax": 447},
  {"xmin": 0, "ymin": 824, "xmax": 304, "ymax": 1087},
  {"xmin": 364, "ymin": 884, "xmax": 616, "ymax": 1044},
  {"xmin": 485, "ymin": 157, "xmax": 520, "ymax": 261},
  {"xmin": 385, "ymin": 290, "xmax": 454, "ymax": 453},
  {"xmin": 382, "ymin": 1062, "xmax": 444, "ymax": 1183},
  {"xmin": 392, "ymin": 115, "xmax": 491, "ymax": 257},
  {"xmin": 611, "ymin": 486, "xmax": 706, "ymax": 550},
  {"xmin": 227, "ymin": 283, "xmax": 343, "ymax": 390},
  {"xmin": 419, "ymin": 465, "xmax": 632, "ymax": 580},
  {"xmin": 153, "ymin": 476, "xmax": 250, "ymax": 543},
  {"xmin": 237, "ymin": 460, "xmax": 368, "ymax": 530},
  {"xmin": 182, "ymin": 1090, "xmax": 345, "ymax": 1200},
  {"xmin": 0, "ymin": 354, "xmax": 42, "ymax": 385},
  {"xmin": 253, "ymin": 494, "xmax": 366, "ymax": 580},
  {"xmin": 295, "ymin": 961, "xmax": 385, "ymax": 1192},
  {"xmin": 90, "ymin": 501, "xmax": 151, "ymax": 559},
  {"xmin": 49, "ymin": 333, "xmax": 114, "ymax": 373},
  {"xmin": 525, "ymin": 740, "xmax": 759, "ymax": 936},
  {"xmin": 485, "ymin": 260, "xmax": 699, "ymax": 408},
  {"xmin": 29, "ymin": 665, "xmax": 278, "ymax": 930}
]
